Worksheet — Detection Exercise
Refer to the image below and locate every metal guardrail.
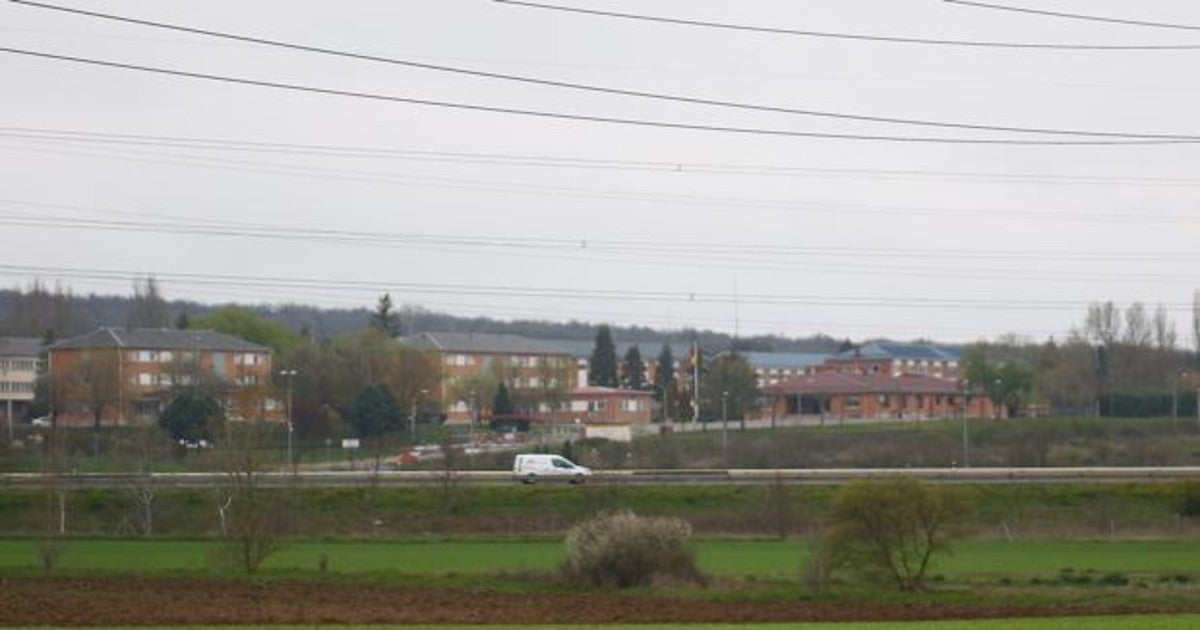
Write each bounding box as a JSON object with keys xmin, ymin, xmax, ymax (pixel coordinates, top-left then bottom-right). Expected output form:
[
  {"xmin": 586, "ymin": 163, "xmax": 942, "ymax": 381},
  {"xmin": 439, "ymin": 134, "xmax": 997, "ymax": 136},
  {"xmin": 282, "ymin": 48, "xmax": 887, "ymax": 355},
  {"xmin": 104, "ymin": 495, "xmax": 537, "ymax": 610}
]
[{"xmin": 3, "ymin": 467, "xmax": 1200, "ymax": 489}]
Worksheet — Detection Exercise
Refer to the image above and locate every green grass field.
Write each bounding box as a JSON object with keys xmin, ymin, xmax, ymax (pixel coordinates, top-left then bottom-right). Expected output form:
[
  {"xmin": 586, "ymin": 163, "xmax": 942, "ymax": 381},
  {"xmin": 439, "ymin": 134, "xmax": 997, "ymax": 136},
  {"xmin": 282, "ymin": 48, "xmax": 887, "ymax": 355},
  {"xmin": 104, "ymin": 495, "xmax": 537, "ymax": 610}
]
[
  {"xmin": 7, "ymin": 617, "xmax": 1200, "ymax": 630},
  {"xmin": 2, "ymin": 538, "xmax": 1198, "ymax": 580}
]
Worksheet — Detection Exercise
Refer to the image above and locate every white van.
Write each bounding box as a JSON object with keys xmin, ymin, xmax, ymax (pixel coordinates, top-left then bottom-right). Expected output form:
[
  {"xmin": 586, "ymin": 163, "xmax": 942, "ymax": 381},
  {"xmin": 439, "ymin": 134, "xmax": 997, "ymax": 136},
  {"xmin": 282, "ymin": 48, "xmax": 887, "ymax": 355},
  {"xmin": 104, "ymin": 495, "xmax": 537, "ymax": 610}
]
[{"xmin": 512, "ymin": 454, "xmax": 592, "ymax": 484}]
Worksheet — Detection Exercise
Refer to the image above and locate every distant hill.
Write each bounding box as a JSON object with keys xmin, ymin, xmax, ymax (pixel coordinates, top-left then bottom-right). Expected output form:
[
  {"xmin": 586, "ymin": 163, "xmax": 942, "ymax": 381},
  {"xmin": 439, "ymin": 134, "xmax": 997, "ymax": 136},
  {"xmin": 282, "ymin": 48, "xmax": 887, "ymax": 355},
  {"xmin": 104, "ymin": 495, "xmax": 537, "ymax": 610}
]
[{"xmin": 0, "ymin": 286, "xmax": 844, "ymax": 353}]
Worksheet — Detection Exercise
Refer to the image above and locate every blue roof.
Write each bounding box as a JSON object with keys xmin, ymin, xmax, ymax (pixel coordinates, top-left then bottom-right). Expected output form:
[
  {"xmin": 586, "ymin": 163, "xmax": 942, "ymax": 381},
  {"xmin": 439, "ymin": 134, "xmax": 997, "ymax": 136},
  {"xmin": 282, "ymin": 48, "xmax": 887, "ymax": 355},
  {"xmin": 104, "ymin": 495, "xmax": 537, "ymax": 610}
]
[
  {"xmin": 741, "ymin": 351, "xmax": 830, "ymax": 370},
  {"xmin": 835, "ymin": 342, "xmax": 960, "ymax": 362}
]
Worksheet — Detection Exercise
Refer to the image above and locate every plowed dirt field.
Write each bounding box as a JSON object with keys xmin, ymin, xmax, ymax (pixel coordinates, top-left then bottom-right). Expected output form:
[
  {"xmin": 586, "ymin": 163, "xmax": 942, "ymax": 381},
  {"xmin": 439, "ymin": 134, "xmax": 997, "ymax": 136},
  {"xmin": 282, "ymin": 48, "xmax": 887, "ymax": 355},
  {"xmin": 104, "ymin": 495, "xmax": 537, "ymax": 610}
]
[{"xmin": 0, "ymin": 577, "xmax": 1161, "ymax": 626}]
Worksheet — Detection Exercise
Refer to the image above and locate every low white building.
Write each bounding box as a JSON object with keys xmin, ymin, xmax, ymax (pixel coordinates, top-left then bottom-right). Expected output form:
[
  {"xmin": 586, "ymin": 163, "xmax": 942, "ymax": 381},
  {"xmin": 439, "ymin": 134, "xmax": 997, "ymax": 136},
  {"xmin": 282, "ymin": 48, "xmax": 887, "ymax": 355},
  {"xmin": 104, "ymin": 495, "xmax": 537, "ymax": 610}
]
[{"xmin": 0, "ymin": 337, "xmax": 41, "ymax": 436}]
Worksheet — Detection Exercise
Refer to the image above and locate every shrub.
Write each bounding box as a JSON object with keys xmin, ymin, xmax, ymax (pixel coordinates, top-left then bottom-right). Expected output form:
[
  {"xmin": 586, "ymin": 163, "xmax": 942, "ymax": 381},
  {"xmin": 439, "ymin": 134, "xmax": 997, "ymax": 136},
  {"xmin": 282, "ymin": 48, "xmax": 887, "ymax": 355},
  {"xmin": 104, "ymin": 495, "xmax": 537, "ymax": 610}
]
[
  {"xmin": 1177, "ymin": 483, "xmax": 1200, "ymax": 518},
  {"xmin": 562, "ymin": 510, "xmax": 704, "ymax": 588},
  {"xmin": 1098, "ymin": 572, "xmax": 1129, "ymax": 586},
  {"xmin": 822, "ymin": 476, "xmax": 969, "ymax": 592}
]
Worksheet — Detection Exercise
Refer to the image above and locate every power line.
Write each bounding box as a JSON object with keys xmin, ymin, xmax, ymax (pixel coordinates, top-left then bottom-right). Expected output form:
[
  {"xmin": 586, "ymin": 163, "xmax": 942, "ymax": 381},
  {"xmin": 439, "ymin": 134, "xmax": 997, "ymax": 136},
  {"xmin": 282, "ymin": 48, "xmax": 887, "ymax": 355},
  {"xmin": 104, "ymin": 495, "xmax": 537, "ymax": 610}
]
[
  {"xmin": 0, "ymin": 200, "xmax": 1193, "ymax": 264},
  {"xmin": 10, "ymin": 126, "xmax": 1200, "ymax": 187},
  {"xmin": 944, "ymin": 1, "xmax": 1200, "ymax": 32},
  {"xmin": 4, "ymin": 140, "xmax": 1196, "ymax": 227},
  {"xmin": 0, "ymin": 46, "xmax": 1189, "ymax": 145},
  {"xmin": 492, "ymin": 0, "xmax": 1200, "ymax": 50},
  {"xmin": 5, "ymin": 140, "xmax": 1198, "ymax": 230},
  {"xmin": 10, "ymin": 0, "xmax": 1200, "ymax": 141},
  {"xmin": 0, "ymin": 262, "xmax": 1185, "ymax": 310}
]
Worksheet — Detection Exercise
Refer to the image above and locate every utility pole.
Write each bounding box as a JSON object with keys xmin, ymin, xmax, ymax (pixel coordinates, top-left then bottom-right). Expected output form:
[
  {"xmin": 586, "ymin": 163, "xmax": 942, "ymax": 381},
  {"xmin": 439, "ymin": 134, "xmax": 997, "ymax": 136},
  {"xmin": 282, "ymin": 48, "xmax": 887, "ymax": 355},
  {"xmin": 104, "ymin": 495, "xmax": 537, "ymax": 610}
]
[
  {"xmin": 721, "ymin": 390, "xmax": 728, "ymax": 467},
  {"xmin": 961, "ymin": 380, "xmax": 970, "ymax": 468},
  {"xmin": 279, "ymin": 369, "xmax": 297, "ymax": 471},
  {"xmin": 692, "ymin": 339, "xmax": 700, "ymax": 426}
]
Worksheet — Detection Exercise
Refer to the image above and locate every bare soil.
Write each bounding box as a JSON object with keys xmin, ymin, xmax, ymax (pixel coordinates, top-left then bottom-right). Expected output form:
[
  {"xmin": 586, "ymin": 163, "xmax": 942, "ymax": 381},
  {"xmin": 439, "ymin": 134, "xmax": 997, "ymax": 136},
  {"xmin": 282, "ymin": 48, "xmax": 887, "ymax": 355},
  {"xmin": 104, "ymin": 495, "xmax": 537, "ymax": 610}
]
[{"xmin": 0, "ymin": 577, "xmax": 1169, "ymax": 626}]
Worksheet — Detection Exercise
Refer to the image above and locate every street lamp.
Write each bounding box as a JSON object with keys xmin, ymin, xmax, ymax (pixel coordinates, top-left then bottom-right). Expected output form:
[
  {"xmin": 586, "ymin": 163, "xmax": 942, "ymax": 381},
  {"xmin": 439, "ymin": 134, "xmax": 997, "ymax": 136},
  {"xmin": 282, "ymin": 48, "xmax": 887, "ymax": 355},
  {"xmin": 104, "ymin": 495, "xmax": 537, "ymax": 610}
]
[
  {"xmin": 993, "ymin": 377, "xmax": 1002, "ymax": 419},
  {"xmin": 278, "ymin": 369, "xmax": 297, "ymax": 470},
  {"xmin": 721, "ymin": 390, "xmax": 729, "ymax": 467},
  {"xmin": 468, "ymin": 389, "xmax": 477, "ymax": 438},
  {"xmin": 411, "ymin": 388, "xmax": 428, "ymax": 444},
  {"xmin": 960, "ymin": 380, "xmax": 970, "ymax": 468}
]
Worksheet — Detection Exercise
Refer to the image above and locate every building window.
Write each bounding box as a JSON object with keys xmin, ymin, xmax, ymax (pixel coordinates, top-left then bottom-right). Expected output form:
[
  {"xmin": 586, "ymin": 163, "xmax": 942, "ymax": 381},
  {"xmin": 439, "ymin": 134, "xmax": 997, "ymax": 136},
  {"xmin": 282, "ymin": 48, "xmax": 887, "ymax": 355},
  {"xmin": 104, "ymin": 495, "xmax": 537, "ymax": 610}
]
[
  {"xmin": 135, "ymin": 350, "xmax": 157, "ymax": 363},
  {"xmin": 621, "ymin": 399, "xmax": 641, "ymax": 412},
  {"xmin": 137, "ymin": 373, "xmax": 154, "ymax": 386},
  {"xmin": 159, "ymin": 351, "xmax": 174, "ymax": 363},
  {"xmin": 587, "ymin": 400, "xmax": 606, "ymax": 412}
]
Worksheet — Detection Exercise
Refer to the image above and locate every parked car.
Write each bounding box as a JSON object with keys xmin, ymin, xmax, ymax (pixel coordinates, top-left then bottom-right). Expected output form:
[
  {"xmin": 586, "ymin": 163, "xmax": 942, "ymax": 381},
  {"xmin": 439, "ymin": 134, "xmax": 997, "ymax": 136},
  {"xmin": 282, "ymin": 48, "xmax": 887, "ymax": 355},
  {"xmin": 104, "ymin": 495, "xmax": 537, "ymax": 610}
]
[
  {"xmin": 512, "ymin": 453, "xmax": 591, "ymax": 484},
  {"xmin": 29, "ymin": 416, "xmax": 50, "ymax": 428}
]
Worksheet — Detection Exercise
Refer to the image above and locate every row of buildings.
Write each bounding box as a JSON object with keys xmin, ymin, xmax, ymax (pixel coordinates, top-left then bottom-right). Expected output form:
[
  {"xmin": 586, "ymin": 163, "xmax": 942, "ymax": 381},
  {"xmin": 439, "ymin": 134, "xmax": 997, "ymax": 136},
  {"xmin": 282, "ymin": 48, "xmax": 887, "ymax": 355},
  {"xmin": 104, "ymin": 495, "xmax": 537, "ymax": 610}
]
[{"xmin": 0, "ymin": 327, "xmax": 997, "ymax": 435}]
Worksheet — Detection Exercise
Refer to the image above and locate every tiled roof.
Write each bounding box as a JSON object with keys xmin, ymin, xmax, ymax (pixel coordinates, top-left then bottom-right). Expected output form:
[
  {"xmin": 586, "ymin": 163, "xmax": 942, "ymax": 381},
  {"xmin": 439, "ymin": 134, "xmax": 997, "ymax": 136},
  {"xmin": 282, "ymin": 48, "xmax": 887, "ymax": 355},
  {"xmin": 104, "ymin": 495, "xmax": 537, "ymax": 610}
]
[
  {"xmin": 401, "ymin": 332, "xmax": 574, "ymax": 356},
  {"xmin": 52, "ymin": 327, "xmax": 268, "ymax": 353},
  {"xmin": 0, "ymin": 337, "xmax": 42, "ymax": 357},
  {"xmin": 741, "ymin": 351, "xmax": 830, "ymax": 370},
  {"xmin": 764, "ymin": 372, "xmax": 961, "ymax": 396},
  {"xmin": 403, "ymin": 332, "xmax": 693, "ymax": 361},
  {"xmin": 552, "ymin": 339, "xmax": 693, "ymax": 361},
  {"xmin": 833, "ymin": 342, "xmax": 960, "ymax": 362},
  {"xmin": 572, "ymin": 386, "xmax": 654, "ymax": 397}
]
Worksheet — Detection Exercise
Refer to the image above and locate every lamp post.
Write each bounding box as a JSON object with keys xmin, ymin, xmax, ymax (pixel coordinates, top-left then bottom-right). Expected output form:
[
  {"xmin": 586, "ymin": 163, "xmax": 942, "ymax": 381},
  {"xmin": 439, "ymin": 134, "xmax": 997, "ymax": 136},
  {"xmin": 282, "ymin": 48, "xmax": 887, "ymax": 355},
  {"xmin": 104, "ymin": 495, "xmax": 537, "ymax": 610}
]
[
  {"xmin": 721, "ymin": 390, "xmax": 729, "ymax": 467},
  {"xmin": 278, "ymin": 369, "xmax": 297, "ymax": 470},
  {"xmin": 468, "ymin": 388, "xmax": 477, "ymax": 439},
  {"xmin": 960, "ymin": 380, "xmax": 970, "ymax": 468},
  {"xmin": 411, "ymin": 388, "xmax": 428, "ymax": 444},
  {"xmin": 993, "ymin": 377, "xmax": 1002, "ymax": 419}
]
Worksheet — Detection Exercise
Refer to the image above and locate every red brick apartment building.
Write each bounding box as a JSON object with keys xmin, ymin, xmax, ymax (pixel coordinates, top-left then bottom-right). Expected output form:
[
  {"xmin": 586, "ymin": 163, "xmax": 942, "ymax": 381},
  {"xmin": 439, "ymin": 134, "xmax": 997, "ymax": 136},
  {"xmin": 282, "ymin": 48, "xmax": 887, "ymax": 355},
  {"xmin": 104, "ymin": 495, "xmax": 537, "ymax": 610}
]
[
  {"xmin": 401, "ymin": 332, "xmax": 578, "ymax": 423},
  {"xmin": 49, "ymin": 327, "xmax": 278, "ymax": 427}
]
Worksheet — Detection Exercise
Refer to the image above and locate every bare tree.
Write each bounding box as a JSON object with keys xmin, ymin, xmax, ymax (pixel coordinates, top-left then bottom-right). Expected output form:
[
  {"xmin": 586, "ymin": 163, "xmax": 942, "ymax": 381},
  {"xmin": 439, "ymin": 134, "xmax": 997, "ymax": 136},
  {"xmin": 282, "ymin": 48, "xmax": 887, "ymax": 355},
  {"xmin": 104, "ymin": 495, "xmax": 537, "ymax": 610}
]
[
  {"xmin": 213, "ymin": 424, "xmax": 290, "ymax": 574},
  {"xmin": 1124, "ymin": 303, "xmax": 1152, "ymax": 347},
  {"xmin": 126, "ymin": 276, "xmax": 169, "ymax": 328},
  {"xmin": 71, "ymin": 350, "xmax": 125, "ymax": 457},
  {"xmin": 1193, "ymin": 290, "xmax": 1200, "ymax": 360},
  {"xmin": 1153, "ymin": 304, "xmax": 1178, "ymax": 351},
  {"xmin": 1085, "ymin": 301, "xmax": 1122, "ymax": 347}
]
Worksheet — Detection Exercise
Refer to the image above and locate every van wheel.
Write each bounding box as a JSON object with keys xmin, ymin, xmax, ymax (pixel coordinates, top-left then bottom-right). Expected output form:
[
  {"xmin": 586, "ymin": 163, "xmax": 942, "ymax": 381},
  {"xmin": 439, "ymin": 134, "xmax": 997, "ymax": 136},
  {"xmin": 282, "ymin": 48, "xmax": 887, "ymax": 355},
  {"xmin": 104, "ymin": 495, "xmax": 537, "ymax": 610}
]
[
  {"xmin": 523, "ymin": 473, "xmax": 537, "ymax": 485},
  {"xmin": 571, "ymin": 474, "xmax": 586, "ymax": 485}
]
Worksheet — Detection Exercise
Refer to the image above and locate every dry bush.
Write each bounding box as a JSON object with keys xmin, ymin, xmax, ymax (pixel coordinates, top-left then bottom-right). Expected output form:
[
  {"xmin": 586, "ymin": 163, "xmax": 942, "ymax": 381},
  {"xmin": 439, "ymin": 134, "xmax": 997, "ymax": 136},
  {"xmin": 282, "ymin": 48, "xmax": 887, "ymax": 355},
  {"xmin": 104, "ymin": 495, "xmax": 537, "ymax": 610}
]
[{"xmin": 562, "ymin": 510, "xmax": 705, "ymax": 588}]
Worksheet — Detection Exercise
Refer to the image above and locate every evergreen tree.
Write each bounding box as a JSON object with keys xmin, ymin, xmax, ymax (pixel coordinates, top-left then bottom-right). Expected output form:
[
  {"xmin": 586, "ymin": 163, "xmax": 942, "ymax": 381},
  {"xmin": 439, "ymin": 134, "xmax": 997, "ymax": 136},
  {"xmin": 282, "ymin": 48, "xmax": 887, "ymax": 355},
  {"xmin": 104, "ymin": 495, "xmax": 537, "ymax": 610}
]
[
  {"xmin": 158, "ymin": 388, "xmax": 224, "ymax": 443},
  {"xmin": 622, "ymin": 345, "xmax": 646, "ymax": 390},
  {"xmin": 493, "ymin": 381, "xmax": 515, "ymax": 415},
  {"xmin": 589, "ymin": 325, "xmax": 618, "ymax": 387},
  {"xmin": 654, "ymin": 343, "xmax": 675, "ymax": 420},
  {"xmin": 370, "ymin": 293, "xmax": 401, "ymax": 337},
  {"xmin": 174, "ymin": 310, "xmax": 190, "ymax": 330},
  {"xmin": 349, "ymin": 383, "xmax": 402, "ymax": 438}
]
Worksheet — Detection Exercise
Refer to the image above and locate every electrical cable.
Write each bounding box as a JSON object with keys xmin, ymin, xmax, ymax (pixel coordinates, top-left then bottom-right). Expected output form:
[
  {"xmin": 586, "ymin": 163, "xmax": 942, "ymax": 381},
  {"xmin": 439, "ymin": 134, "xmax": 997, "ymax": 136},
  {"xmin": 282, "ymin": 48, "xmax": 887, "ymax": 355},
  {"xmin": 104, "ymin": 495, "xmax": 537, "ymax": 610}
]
[
  {"xmin": 0, "ymin": 46, "xmax": 1190, "ymax": 145},
  {"xmin": 3, "ymin": 141, "xmax": 1195, "ymax": 226},
  {"xmin": 0, "ymin": 263, "xmax": 1186, "ymax": 310},
  {"xmin": 492, "ymin": 0, "xmax": 1200, "ymax": 50},
  {"xmin": 10, "ymin": 0, "xmax": 1200, "ymax": 141},
  {"xmin": 944, "ymin": 1, "xmax": 1200, "ymax": 32},
  {"xmin": 10, "ymin": 126, "xmax": 1200, "ymax": 187}
]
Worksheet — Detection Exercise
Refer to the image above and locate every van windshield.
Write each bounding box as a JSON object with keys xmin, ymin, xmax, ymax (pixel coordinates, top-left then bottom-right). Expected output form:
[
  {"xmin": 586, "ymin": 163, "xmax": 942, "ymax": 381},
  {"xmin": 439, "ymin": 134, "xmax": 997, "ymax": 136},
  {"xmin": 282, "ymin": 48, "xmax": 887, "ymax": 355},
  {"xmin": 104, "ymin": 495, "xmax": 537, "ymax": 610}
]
[{"xmin": 551, "ymin": 458, "xmax": 573, "ymax": 469}]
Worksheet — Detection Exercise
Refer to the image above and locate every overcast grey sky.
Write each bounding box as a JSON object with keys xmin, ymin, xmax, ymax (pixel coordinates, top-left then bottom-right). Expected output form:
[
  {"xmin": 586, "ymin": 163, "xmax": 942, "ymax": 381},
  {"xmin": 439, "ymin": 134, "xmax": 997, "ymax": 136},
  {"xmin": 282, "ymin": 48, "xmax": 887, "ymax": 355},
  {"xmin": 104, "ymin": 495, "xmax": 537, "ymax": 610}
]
[{"xmin": 1, "ymin": 0, "xmax": 1197, "ymax": 344}]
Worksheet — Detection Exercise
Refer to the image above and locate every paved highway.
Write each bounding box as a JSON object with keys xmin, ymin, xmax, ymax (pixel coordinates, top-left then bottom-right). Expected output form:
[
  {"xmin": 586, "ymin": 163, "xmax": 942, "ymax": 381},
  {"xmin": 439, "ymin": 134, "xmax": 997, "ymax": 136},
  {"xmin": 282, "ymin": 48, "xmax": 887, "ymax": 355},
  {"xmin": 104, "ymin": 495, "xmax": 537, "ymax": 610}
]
[{"xmin": 3, "ymin": 467, "xmax": 1200, "ymax": 489}]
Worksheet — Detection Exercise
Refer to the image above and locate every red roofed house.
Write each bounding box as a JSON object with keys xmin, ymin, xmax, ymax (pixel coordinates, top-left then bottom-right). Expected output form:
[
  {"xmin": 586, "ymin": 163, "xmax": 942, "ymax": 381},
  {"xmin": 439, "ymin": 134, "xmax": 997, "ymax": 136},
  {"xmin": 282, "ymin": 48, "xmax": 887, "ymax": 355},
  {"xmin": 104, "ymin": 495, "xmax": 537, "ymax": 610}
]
[{"xmin": 763, "ymin": 372, "xmax": 997, "ymax": 422}]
